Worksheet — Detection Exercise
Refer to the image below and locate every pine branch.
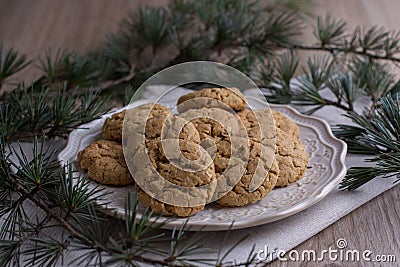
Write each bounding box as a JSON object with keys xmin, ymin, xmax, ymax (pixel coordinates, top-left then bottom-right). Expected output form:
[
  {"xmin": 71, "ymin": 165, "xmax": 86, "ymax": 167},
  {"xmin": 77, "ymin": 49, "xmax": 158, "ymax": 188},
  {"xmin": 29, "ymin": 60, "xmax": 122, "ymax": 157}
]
[
  {"xmin": 4, "ymin": 148, "xmax": 92, "ymax": 246},
  {"xmin": 274, "ymin": 43, "xmax": 400, "ymax": 62},
  {"xmin": 335, "ymin": 94, "xmax": 400, "ymax": 152},
  {"xmin": 337, "ymin": 94, "xmax": 400, "ymax": 189},
  {"xmin": 0, "ymin": 139, "xmax": 258, "ymax": 266},
  {"xmin": 0, "ymin": 240, "xmax": 20, "ymax": 266},
  {"xmin": 340, "ymin": 152, "xmax": 400, "ymax": 190},
  {"xmin": 58, "ymin": 165, "xmax": 109, "ymax": 221},
  {"xmin": 23, "ymin": 237, "xmax": 68, "ymax": 266},
  {"xmin": 90, "ymin": 65, "xmax": 136, "ymax": 93},
  {"xmin": 0, "ymin": 44, "xmax": 31, "ymax": 89},
  {"xmin": 0, "ymin": 84, "xmax": 108, "ymax": 141}
]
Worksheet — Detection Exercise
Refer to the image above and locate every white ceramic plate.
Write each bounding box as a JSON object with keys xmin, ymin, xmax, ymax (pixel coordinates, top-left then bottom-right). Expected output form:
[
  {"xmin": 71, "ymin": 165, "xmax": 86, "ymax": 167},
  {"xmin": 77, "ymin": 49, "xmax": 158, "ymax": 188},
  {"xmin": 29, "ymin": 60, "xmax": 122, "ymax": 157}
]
[{"xmin": 58, "ymin": 96, "xmax": 347, "ymax": 231}]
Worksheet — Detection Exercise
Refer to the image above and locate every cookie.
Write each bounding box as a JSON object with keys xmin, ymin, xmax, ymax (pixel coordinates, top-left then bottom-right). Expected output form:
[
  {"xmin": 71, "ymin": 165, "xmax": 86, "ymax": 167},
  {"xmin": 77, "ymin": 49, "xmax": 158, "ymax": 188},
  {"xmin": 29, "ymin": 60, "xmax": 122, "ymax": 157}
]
[
  {"xmin": 124, "ymin": 112, "xmax": 217, "ymax": 217},
  {"xmin": 215, "ymin": 109, "xmax": 278, "ymax": 207},
  {"xmin": 177, "ymin": 87, "xmax": 247, "ymax": 112},
  {"xmin": 274, "ymin": 128, "xmax": 308, "ymax": 187},
  {"xmin": 143, "ymin": 115, "xmax": 215, "ymax": 187},
  {"xmin": 179, "ymin": 108, "xmax": 277, "ymax": 206},
  {"xmin": 77, "ymin": 140, "xmax": 133, "ymax": 185},
  {"xmin": 136, "ymin": 188, "xmax": 203, "ymax": 217},
  {"xmin": 178, "ymin": 107, "xmax": 250, "ymax": 176},
  {"xmin": 102, "ymin": 103, "xmax": 170, "ymax": 142},
  {"xmin": 273, "ymin": 111, "xmax": 300, "ymax": 138}
]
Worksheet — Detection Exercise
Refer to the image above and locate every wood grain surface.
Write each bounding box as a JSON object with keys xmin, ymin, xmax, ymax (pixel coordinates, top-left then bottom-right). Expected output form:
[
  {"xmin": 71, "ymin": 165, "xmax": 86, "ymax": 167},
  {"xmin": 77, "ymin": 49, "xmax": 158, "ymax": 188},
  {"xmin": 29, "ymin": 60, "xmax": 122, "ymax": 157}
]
[{"xmin": 1, "ymin": 1, "xmax": 399, "ymax": 266}]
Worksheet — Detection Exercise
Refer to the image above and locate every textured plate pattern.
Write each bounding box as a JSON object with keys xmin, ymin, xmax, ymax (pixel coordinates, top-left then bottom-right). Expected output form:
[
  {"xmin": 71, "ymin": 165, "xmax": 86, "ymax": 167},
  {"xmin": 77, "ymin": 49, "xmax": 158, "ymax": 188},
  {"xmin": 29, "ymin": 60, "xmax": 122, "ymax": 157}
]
[{"xmin": 58, "ymin": 97, "xmax": 347, "ymax": 231}]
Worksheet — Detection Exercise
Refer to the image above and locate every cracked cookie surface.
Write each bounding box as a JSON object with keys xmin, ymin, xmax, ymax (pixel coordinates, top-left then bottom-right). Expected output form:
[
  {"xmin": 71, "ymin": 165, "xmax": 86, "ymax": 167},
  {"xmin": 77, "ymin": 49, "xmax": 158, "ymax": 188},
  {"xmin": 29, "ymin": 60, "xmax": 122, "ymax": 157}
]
[
  {"xmin": 273, "ymin": 111, "xmax": 300, "ymax": 138},
  {"xmin": 77, "ymin": 140, "xmax": 133, "ymax": 185},
  {"xmin": 215, "ymin": 109, "xmax": 278, "ymax": 207},
  {"xmin": 125, "ymin": 113, "xmax": 217, "ymax": 217},
  {"xmin": 136, "ymin": 188, "xmax": 204, "ymax": 217},
  {"xmin": 179, "ymin": 108, "xmax": 277, "ymax": 207},
  {"xmin": 177, "ymin": 87, "xmax": 247, "ymax": 112},
  {"xmin": 274, "ymin": 128, "xmax": 308, "ymax": 187},
  {"xmin": 102, "ymin": 103, "xmax": 170, "ymax": 142},
  {"xmin": 179, "ymin": 108, "xmax": 240, "ymax": 175}
]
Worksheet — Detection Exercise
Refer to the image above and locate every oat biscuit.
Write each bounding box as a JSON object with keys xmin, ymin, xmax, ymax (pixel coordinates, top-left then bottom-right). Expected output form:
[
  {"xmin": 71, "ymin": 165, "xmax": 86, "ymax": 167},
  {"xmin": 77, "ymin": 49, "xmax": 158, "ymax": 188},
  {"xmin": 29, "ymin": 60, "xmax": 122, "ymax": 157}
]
[
  {"xmin": 136, "ymin": 188, "xmax": 203, "ymax": 217},
  {"xmin": 274, "ymin": 128, "xmax": 308, "ymax": 187},
  {"xmin": 215, "ymin": 109, "xmax": 278, "ymax": 207},
  {"xmin": 273, "ymin": 111, "xmax": 300, "ymax": 138},
  {"xmin": 179, "ymin": 108, "xmax": 277, "ymax": 206},
  {"xmin": 125, "ymin": 113, "xmax": 217, "ymax": 217},
  {"xmin": 177, "ymin": 87, "xmax": 247, "ymax": 112},
  {"xmin": 144, "ymin": 115, "xmax": 215, "ymax": 187},
  {"xmin": 77, "ymin": 140, "xmax": 133, "ymax": 185},
  {"xmin": 102, "ymin": 103, "xmax": 170, "ymax": 142},
  {"xmin": 178, "ymin": 107, "xmax": 250, "ymax": 176}
]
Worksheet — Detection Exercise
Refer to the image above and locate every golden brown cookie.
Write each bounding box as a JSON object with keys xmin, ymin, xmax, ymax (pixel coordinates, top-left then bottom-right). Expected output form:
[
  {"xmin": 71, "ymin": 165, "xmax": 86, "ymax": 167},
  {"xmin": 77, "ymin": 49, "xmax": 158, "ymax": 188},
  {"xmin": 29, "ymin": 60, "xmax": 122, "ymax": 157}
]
[
  {"xmin": 178, "ymin": 107, "xmax": 250, "ymax": 176},
  {"xmin": 143, "ymin": 115, "xmax": 215, "ymax": 188},
  {"xmin": 215, "ymin": 109, "xmax": 278, "ymax": 207},
  {"xmin": 177, "ymin": 87, "xmax": 247, "ymax": 112},
  {"xmin": 136, "ymin": 188, "xmax": 203, "ymax": 217},
  {"xmin": 273, "ymin": 111, "xmax": 300, "ymax": 138},
  {"xmin": 125, "ymin": 113, "xmax": 217, "ymax": 217},
  {"xmin": 77, "ymin": 140, "xmax": 133, "ymax": 185},
  {"xmin": 102, "ymin": 103, "xmax": 170, "ymax": 142},
  {"xmin": 274, "ymin": 128, "xmax": 308, "ymax": 187},
  {"xmin": 179, "ymin": 108, "xmax": 277, "ymax": 207}
]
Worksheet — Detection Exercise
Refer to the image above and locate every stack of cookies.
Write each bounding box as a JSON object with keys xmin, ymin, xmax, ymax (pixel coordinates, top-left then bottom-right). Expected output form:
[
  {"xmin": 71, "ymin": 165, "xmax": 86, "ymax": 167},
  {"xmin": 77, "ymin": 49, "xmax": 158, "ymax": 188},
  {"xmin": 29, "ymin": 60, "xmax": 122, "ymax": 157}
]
[{"xmin": 78, "ymin": 88, "xmax": 308, "ymax": 217}]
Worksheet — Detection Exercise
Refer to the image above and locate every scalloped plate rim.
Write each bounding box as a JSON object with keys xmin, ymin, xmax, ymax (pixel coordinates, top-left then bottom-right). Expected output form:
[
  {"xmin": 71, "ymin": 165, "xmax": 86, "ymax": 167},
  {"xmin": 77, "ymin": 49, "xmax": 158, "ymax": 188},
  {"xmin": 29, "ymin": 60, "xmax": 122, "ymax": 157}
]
[{"xmin": 58, "ymin": 99, "xmax": 347, "ymax": 231}]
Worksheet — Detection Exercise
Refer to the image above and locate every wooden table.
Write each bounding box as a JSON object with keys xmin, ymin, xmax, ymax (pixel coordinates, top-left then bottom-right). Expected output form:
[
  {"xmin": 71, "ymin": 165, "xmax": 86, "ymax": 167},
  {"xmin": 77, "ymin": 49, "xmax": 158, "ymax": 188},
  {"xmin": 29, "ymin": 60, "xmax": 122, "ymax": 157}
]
[{"xmin": 1, "ymin": 1, "xmax": 399, "ymax": 266}]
